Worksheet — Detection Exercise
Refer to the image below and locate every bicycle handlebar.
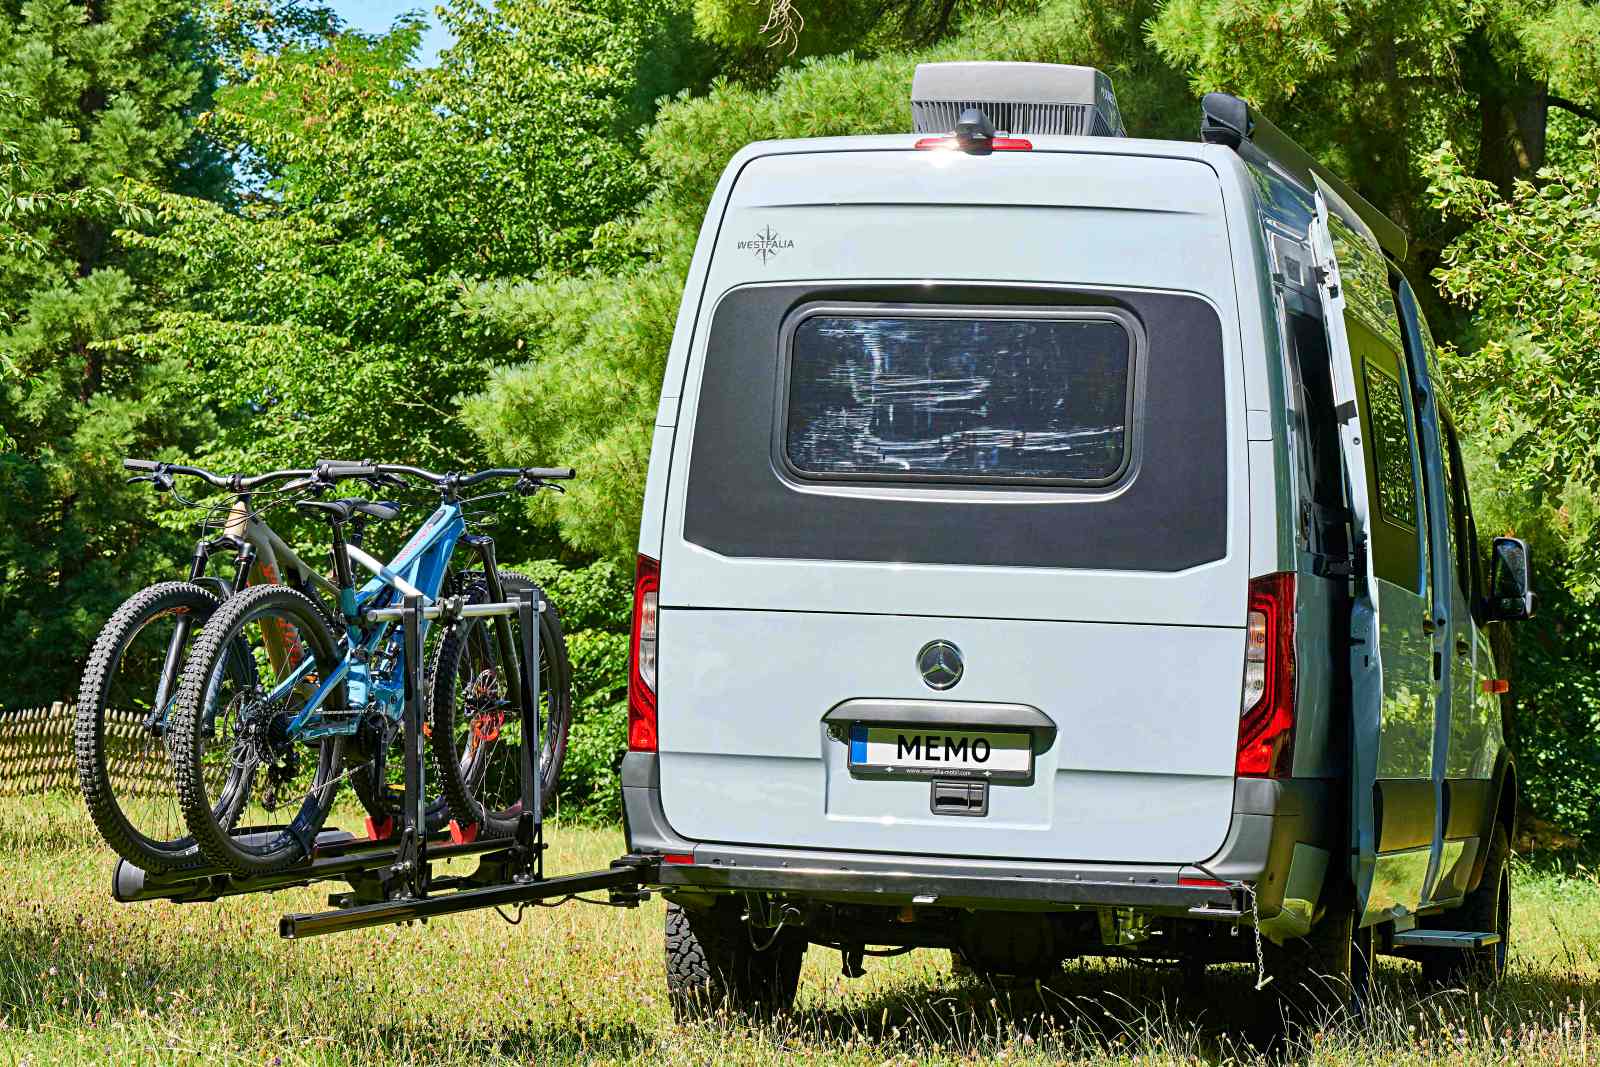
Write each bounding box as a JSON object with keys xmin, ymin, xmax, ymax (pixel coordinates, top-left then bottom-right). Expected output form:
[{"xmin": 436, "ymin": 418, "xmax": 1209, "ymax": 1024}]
[
  {"xmin": 123, "ymin": 457, "xmax": 576, "ymax": 495},
  {"xmin": 123, "ymin": 458, "xmax": 375, "ymax": 493},
  {"xmin": 314, "ymin": 458, "xmax": 379, "ymax": 477},
  {"xmin": 375, "ymin": 464, "xmax": 576, "ymax": 490}
]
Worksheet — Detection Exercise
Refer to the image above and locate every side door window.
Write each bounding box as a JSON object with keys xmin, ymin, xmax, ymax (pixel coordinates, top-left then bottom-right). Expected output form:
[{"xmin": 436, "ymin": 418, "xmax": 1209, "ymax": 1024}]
[{"xmin": 1359, "ymin": 343, "xmax": 1423, "ymax": 591}]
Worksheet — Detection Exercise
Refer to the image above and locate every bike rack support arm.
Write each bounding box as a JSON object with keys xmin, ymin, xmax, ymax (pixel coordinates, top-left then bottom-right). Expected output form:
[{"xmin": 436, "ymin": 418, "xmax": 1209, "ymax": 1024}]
[
  {"xmin": 278, "ymin": 857, "xmax": 658, "ymax": 939},
  {"xmin": 515, "ymin": 586, "xmax": 544, "ymax": 881}
]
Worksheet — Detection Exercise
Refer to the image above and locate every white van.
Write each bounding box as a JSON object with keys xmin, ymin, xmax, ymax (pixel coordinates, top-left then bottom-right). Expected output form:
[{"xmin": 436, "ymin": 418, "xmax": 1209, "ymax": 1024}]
[{"xmin": 620, "ymin": 62, "xmax": 1536, "ymax": 1014}]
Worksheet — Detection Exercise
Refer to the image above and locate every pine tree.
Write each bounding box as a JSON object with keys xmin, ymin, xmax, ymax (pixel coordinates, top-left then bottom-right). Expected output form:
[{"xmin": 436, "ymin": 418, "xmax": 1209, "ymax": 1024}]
[{"xmin": 0, "ymin": 0, "xmax": 224, "ymax": 706}]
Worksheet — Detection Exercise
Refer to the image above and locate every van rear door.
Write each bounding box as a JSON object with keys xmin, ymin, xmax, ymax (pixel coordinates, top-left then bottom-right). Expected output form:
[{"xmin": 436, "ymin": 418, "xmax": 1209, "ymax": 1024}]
[
  {"xmin": 1308, "ymin": 184, "xmax": 1440, "ymax": 921},
  {"xmin": 654, "ymin": 145, "xmax": 1253, "ymax": 864}
]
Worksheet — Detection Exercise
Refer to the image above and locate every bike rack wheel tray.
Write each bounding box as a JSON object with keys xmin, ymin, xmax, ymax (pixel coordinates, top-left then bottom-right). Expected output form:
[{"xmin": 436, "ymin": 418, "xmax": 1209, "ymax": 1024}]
[{"xmin": 110, "ymin": 588, "xmax": 656, "ymax": 937}]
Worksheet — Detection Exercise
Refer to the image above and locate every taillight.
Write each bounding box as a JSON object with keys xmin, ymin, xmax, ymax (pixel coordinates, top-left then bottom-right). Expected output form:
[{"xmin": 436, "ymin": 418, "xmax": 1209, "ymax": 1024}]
[
  {"xmin": 628, "ymin": 554, "xmax": 660, "ymax": 752},
  {"xmin": 1237, "ymin": 572, "xmax": 1295, "ymax": 777}
]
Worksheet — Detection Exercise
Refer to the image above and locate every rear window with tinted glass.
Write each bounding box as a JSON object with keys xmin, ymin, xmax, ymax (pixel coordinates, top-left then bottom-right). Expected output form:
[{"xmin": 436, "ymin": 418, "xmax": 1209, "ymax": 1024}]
[{"xmin": 784, "ymin": 310, "xmax": 1134, "ymax": 485}]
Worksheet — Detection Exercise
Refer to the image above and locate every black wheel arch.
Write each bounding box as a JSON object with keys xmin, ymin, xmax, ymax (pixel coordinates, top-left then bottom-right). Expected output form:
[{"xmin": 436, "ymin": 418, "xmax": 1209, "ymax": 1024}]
[{"xmin": 1469, "ymin": 750, "xmax": 1517, "ymax": 892}]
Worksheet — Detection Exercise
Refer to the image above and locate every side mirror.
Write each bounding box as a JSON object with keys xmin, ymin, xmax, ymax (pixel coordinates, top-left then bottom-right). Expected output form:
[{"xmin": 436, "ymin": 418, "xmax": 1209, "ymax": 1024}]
[{"xmin": 1485, "ymin": 536, "xmax": 1535, "ymax": 622}]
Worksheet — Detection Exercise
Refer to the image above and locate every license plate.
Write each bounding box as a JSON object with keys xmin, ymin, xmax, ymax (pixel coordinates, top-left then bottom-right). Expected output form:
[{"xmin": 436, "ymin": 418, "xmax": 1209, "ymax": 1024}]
[{"xmin": 849, "ymin": 723, "xmax": 1033, "ymax": 781}]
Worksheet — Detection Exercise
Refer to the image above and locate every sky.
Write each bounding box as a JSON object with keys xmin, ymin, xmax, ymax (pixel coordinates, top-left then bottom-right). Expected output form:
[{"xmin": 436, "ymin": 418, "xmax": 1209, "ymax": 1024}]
[{"xmin": 323, "ymin": 2, "xmax": 456, "ymax": 66}]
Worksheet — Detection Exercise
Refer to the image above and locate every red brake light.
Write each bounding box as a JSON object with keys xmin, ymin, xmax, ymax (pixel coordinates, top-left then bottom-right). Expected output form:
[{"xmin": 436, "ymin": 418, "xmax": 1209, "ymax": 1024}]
[
  {"xmin": 1178, "ymin": 876, "xmax": 1227, "ymax": 888},
  {"xmin": 628, "ymin": 554, "xmax": 660, "ymax": 752},
  {"xmin": 914, "ymin": 135, "xmax": 1033, "ymax": 152},
  {"xmin": 1236, "ymin": 572, "xmax": 1295, "ymax": 777}
]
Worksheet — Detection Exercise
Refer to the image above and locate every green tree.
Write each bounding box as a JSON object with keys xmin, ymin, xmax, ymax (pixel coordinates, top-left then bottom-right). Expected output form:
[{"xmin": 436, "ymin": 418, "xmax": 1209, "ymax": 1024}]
[
  {"xmin": 462, "ymin": 0, "xmax": 1192, "ymax": 561},
  {"xmin": 0, "ymin": 0, "xmax": 230, "ymax": 708},
  {"xmin": 123, "ymin": 0, "xmax": 710, "ymax": 564},
  {"xmin": 1428, "ymin": 133, "xmax": 1600, "ymax": 584},
  {"xmin": 692, "ymin": 0, "xmax": 1038, "ymax": 71},
  {"xmin": 123, "ymin": 23, "xmax": 499, "ymax": 481},
  {"xmin": 1146, "ymin": 0, "xmax": 1600, "ymax": 294}
]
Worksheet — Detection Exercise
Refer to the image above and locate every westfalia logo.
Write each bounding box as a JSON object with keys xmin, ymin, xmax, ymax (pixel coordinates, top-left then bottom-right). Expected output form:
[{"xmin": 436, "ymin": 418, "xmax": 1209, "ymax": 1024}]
[{"xmin": 737, "ymin": 225, "xmax": 794, "ymax": 265}]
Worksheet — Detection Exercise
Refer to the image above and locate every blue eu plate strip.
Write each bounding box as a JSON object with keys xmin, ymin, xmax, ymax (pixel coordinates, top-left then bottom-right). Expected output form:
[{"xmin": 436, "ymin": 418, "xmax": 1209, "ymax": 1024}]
[{"xmin": 849, "ymin": 723, "xmax": 867, "ymax": 765}]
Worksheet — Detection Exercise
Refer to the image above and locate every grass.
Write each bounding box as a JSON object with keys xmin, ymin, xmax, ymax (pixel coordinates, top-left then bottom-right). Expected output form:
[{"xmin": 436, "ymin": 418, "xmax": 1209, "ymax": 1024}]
[{"xmin": 3, "ymin": 793, "xmax": 1600, "ymax": 1065}]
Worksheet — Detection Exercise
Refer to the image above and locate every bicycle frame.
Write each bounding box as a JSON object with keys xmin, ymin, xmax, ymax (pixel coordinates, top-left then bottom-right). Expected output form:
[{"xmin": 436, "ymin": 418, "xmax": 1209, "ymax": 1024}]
[
  {"xmin": 269, "ymin": 499, "xmax": 473, "ymax": 740},
  {"xmin": 149, "ymin": 500, "xmax": 335, "ymax": 729}
]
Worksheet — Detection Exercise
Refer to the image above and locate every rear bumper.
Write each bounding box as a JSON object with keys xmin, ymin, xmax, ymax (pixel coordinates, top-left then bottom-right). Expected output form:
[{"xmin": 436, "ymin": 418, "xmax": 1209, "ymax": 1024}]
[{"xmin": 622, "ymin": 752, "xmax": 1333, "ymax": 922}]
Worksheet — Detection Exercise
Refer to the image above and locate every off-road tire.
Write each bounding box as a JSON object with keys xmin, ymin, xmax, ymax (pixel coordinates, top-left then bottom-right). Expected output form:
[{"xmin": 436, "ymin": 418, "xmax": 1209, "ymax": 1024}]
[
  {"xmin": 170, "ymin": 584, "xmax": 346, "ymax": 876},
  {"xmin": 665, "ymin": 900, "xmax": 805, "ymax": 1021},
  {"xmin": 427, "ymin": 572, "xmax": 572, "ymax": 838},
  {"xmin": 1420, "ymin": 823, "xmax": 1511, "ymax": 987},
  {"xmin": 76, "ymin": 582, "xmax": 242, "ymax": 872}
]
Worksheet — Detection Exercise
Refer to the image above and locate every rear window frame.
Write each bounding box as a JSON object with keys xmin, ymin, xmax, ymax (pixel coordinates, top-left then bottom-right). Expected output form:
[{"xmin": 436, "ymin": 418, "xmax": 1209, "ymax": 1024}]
[{"xmin": 774, "ymin": 301, "xmax": 1146, "ymax": 492}]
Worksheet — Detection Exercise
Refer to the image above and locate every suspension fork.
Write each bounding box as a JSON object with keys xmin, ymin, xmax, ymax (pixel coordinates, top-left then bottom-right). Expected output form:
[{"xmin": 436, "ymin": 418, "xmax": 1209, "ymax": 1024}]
[
  {"xmin": 147, "ymin": 504, "xmax": 255, "ymax": 732},
  {"xmin": 465, "ymin": 534, "xmax": 523, "ymax": 710}
]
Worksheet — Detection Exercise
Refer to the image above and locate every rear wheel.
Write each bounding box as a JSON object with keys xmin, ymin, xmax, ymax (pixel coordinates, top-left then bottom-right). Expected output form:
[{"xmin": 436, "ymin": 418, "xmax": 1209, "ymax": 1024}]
[
  {"xmin": 170, "ymin": 585, "xmax": 347, "ymax": 876},
  {"xmin": 75, "ymin": 582, "xmax": 253, "ymax": 872},
  {"xmin": 1261, "ymin": 896, "xmax": 1372, "ymax": 1020},
  {"xmin": 1420, "ymin": 823, "xmax": 1511, "ymax": 987},
  {"xmin": 665, "ymin": 900, "xmax": 805, "ymax": 1020},
  {"xmin": 428, "ymin": 572, "xmax": 572, "ymax": 838}
]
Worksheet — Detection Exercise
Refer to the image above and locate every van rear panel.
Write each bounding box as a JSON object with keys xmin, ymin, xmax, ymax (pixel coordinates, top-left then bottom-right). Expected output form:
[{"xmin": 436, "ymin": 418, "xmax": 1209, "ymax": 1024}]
[
  {"xmin": 659, "ymin": 610, "xmax": 1245, "ymax": 862},
  {"xmin": 654, "ymin": 143, "xmax": 1254, "ymax": 864}
]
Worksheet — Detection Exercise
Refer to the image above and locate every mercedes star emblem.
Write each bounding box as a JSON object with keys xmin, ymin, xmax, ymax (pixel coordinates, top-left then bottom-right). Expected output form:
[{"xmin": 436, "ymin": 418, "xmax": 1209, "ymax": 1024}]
[{"xmin": 917, "ymin": 640, "xmax": 964, "ymax": 691}]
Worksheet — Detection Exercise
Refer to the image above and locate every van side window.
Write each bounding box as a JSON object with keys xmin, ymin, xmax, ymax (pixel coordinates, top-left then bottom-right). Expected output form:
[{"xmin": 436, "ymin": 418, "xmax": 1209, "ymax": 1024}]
[
  {"xmin": 1361, "ymin": 360, "xmax": 1417, "ymax": 528},
  {"xmin": 1351, "ymin": 321, "xmax": 1424, "ymax": 592},
  {"xmin": 784, "ymin": 309, "xmax": 1134, "ymax": 486}
]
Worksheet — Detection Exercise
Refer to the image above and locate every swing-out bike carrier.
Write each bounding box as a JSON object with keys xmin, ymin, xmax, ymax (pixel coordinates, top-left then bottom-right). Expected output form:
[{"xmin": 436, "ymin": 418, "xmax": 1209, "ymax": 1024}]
[{"xmin": 110, "ymin": 587, "xmax": 657, "ymax": 938}]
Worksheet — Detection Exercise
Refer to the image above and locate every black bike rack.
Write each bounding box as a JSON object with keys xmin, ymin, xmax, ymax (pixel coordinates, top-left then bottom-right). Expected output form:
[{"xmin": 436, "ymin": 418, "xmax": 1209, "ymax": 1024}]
[{"xmin": 111, "ymin": 587, "xmax": 656, "ymax": 937}]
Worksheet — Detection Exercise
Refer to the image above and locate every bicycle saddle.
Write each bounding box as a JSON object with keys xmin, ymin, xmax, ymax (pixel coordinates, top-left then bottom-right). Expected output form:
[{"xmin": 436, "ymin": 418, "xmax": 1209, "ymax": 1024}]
[{"xmin": 295, "ymin": 498, "xmax": 401, "ymax": 523}]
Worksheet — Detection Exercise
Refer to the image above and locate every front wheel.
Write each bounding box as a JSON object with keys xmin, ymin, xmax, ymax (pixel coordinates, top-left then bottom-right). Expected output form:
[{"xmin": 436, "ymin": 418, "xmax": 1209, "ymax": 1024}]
[
  {"xmin": 75, "ymin": 582, "xmax": 252, "ymax": 872},
  {"xmin": 170, "ymin": 585, "xmax": 347, "ymax": 876},
  {"xmin": 428, "ymin": 572, "xmax": 572, "ymax": 838},
  {"xmin": 1420, "ymin": 823, "xmax": 1511, "ymax": 987}
]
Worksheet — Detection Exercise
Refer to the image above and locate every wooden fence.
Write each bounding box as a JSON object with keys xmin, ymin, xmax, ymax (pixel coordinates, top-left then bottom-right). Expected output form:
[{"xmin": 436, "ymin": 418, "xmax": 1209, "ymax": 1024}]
[{"xmin": 0, "ymin": 703, "xmax": 171, "ymax": 798}]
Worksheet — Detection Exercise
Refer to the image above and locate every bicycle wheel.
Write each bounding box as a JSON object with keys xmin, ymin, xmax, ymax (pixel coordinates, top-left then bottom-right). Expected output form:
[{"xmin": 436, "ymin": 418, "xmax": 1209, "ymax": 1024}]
[
  {"xmin": 74, "ymin": 582, "xmax": 256, "ymax": 872},
  {"xmin": 428, "ymin": 572, "xmax": 573, "ymax": 838},
  {"xmin": 170, "ymin": 584, "xmax": 347, "ymax": 876}
]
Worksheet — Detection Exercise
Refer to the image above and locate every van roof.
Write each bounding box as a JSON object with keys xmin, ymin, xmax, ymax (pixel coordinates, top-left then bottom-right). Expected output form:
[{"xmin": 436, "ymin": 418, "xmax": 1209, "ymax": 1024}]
[
  {"xmin": 723, "ymin": 131, "xmax": 1403, "ymax": 268},
  {"xmin": 726, "ymin": 132, "xmax": 1220, "ymax": 163}
]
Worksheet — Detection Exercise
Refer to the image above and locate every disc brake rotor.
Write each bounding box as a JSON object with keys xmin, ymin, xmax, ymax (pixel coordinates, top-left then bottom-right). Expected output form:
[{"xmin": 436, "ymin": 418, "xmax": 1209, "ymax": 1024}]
[{"xmin": 464, "ymin": 668, "xmax": 507, "ymax": 745}]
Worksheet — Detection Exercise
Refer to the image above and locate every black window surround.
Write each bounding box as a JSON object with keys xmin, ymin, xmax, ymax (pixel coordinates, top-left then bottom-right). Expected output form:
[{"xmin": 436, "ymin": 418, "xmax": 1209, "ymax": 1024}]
[{"xmin": 682, "ymin": 283, "xmax": 1229, "ymax": 573}]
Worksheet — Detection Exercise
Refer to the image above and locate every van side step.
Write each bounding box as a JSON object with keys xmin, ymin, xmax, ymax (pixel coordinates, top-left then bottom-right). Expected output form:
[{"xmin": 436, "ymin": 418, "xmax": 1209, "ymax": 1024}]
[{"xmin": 1391, "ymin": 929, "xmax": 1500, "ymax": 949}]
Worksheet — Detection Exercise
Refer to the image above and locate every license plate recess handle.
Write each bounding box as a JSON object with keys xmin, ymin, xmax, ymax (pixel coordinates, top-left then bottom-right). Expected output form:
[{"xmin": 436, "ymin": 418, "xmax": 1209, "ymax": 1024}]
[{"xmin": 825, "ymin": 698, "xmax": 1056, "ymax": 785}]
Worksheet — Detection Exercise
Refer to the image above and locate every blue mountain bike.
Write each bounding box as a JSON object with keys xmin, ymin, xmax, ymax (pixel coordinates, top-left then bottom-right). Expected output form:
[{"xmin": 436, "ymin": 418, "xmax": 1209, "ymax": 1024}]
[{"xmin": 167, "ymin": 462, "xmax": 575, "ymax": 876}]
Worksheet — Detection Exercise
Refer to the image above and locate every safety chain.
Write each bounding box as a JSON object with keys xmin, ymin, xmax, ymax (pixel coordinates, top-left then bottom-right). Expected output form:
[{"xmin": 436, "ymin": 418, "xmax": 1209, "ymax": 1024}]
[{"xmin": 1244, "ymin": 882, "xmax": 1272, "ymax": 990}]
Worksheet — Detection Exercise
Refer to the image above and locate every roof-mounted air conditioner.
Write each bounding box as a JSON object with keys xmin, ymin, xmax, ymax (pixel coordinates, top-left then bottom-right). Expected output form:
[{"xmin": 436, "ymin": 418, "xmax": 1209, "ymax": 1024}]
[{"xmin": 910, "ymin": 62, "xmax": 1126, "ymax": 138}]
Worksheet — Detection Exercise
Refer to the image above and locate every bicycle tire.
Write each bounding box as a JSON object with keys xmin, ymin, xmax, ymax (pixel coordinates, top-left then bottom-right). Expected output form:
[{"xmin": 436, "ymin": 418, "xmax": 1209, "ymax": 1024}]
[
  {"xmin": 74, "ymin": 582, "xmax": 255, "ymax": 872},
  {"xmin": 427, "ymin": 572, "xmax": 573, "ymax": 838},
  {"xmin": 170, "ymin": 584, "xmax": 347, "ymax": 876}
]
